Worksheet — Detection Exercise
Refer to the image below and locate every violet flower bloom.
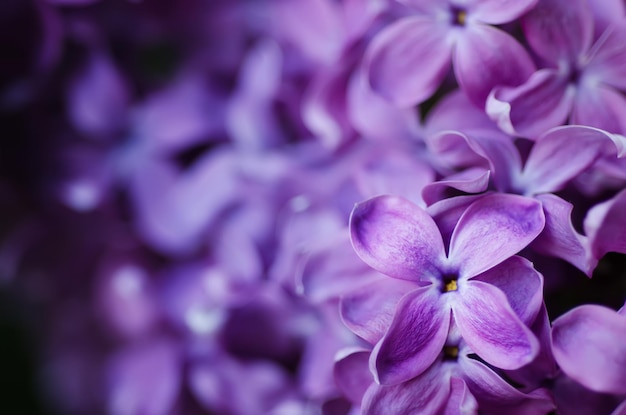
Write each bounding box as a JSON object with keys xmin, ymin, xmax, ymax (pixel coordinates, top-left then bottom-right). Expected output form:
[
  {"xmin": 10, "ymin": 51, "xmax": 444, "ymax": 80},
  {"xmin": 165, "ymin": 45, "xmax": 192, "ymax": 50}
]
[
  {"xmin": 552, "ymin": 303, "xmax": 626, "ymax": 397},
  {"xmin": 335, "ymin": 337, "xmax": 554, "ymax": 415},
  {"xmin": 487, "ymin": 0, "xmax": 626, "ymax": 137},
  {"xmin": 365, "ymin": 0, "xmax": 537, "ymax": 107},
  {"xmin": 424, "ymin": 120, "xmax": 626, "ymax": 274},
  {"xmin": 345, "ymin": 193, "xmax": 544, "ymax": 385}
]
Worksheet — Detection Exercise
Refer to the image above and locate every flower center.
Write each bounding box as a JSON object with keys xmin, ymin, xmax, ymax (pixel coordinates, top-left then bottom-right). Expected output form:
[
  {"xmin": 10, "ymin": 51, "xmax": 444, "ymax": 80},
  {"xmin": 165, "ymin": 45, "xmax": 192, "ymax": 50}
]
[
  {"xmin": 451, "ymin": 7, "xmax": 467, "ymax": 26},
  {"xmin": 442, "ymin": 274, "xmax": 459, "ymax": 292},
  {"xmin": 443, "ymin": 346, "xmax": 459, "ymax": 361}
]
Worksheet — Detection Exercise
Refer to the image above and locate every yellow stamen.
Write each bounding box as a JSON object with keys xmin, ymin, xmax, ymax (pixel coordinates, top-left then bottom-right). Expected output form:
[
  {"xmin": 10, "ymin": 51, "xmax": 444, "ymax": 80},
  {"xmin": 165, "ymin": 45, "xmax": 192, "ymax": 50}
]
[
  {"xmin": 444, "ymin": 346, "xmax": 459, "ymax": 359},
  {"xmin": 444, "ymin": 279, "xmax": 458, "ymax": 292},
  {"xmin": 456, "ymin": 10, "xmax": 467, "ymax": 26}
]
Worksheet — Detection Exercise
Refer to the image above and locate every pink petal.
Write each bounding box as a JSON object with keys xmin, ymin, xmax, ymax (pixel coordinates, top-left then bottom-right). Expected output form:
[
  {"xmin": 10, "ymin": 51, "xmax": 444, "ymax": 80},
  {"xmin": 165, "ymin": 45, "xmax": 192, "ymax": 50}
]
[
  {"xmin": 486, "ymin": 69, "xmax": 573, "ymax": 139},
  {"xmin": 454, "ymin": 24, "xmax": 535, "ymax": 107},
  {"xmin": 443, "ymin": 377, "xmax": 479, "ymax": 415},
  {"xmin": 454, "ymin": 280, "xmax": 539, "ymax": 370},
  {"xmin": 552, "ymin": 304, "xmax": 626, "ymax": 395},
  {"xmin": 366, "ymin": 16, "xmax": 452, "ymax": 107},
  {"xmin": 449, "ymin": 194, "xmax": 544, "ymax": 278},
  {"xmin": 349, "ymin": 195, "xmax": 446, "ymax": 281},
  {"xmin": 372, "ymin": 285, "xmax": 451, "ymax": 385},
  {"xmin": 466, "ymin": 0, "xmax": 538, "ymax": 25}
]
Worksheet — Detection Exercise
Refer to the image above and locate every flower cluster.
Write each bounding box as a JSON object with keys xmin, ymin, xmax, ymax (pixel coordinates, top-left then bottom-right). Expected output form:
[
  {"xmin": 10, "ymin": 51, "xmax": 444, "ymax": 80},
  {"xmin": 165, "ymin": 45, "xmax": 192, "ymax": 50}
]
[{"xmin": 1, "ymin": 0, "xmax": 626, "ymax": 414}]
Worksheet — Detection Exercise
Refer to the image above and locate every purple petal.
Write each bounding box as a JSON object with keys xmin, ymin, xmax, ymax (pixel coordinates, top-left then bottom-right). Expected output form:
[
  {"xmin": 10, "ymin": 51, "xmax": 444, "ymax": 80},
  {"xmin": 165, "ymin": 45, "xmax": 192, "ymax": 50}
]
[
  {"xmin": 466, "ymin": 0, "xmax": 538, "ymax": 25},
  {"xmin": 585, "ymin": 22, "xmax": 626, "ymax": 90},
  {"xmin": 134, "ymin": 73, "xmax": 224, "ymax": 154},
  {"xmin": 474, "ymin": 256, "xmax": 543, "ymax": 326},
  {"xmin": 372, "ymin": 285, "xmax": 450, "ymax": 385},
  {"xmin": 425, "ymin": 131, "xmax": 489, "ymax": 172},
  {"xmin": 454, "ymin": 24, "xmax": 535, "ymax": 107},
  {"xmin": 454, "ymin": 280, "xmax": 539, "ymax": 369},
  {"xmin": 584, "ymin": 189, "xmax": 626, "ymax": 259},
  {"xmin": 572, "ymin": 82, "xmax": 626, "ymax": 134},
  {"xmin": 587, "ymin": 0, "xmax": 626, "ymax": 39},
  {"xmin": 427, "ymin": 194, "xmax": 485, "ymax": 246},
  {"xmin": 424, "ymin": 90, "xmax": 506, "ymax": 136},
  {"xmin": 422, "ymin": 167, "xmax": 490, "ymax": 206},
  {"xmin": 460, "ymin": 355, "xmax": 556, "ymax": 414},
  {"xmin": 521, "ymin": 0, "xmax": 593, "ymax": 63},
  {"xmin": 106, "ymin": 339, "xmax": 181, "ymax": 415},
  {"xmin": 532, "ymin": 194, "xmax": 596, "ymax": 275},
  {"xmin": 334, "ymin": 348, "xmax": 373, "ymax": 404},
  {"xmin": 349, "ymin": 195, "xmax": 446, "ymax": 281},
  {"xmin": 362, "ymin": 360, "xmax": 452, "ymax": 415},
  {"xmin": 366, "ymin": 16, "xmax": 452, "ymax": 107},
  {"xmin": 486, "ymin": 69, "xmax": 572, "ymax": 138},
  {"xmin": 299, "ymin": 232, "xmax": 383, "ymax": 303},
  {"xmin": 68, "ymin": 52, "xmax": 129, "ymax": 138},
  {"xmin": 552, "ymin": 304, "xmax": 626, "ymax": 395},
  {"xmin": 340, "ymin": 278, "xmax": 418, "ymax": 345},
  {"xmin": 521, "ymin": 126, "xmax": 625, "ymax": 195},
  {"xmin": 449, "ymin": 193, "xmax": 544, "ymax": 278},
  {"xmin": 443, "ymin": 377, "xmax": 479, "ymax": 415},
  {"xmin": 347, "ymin": 66, "xmax": 421, "ymax": 141}
]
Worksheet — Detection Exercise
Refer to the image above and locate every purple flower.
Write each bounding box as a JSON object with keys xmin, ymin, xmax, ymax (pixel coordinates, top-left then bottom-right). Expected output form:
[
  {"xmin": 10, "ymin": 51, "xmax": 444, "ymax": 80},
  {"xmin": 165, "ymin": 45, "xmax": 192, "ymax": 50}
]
[
  {"xmin": 345, "ymin": 193, "xmax": 544, "ymax": 384},
  {"xmin": 364, "ymin": 0, "xmax": 537, "ymax": 107},
  {"xmin": 552, "ymin": 303, "xmax": 626, "ymax": 396},
  {"xmin": 487, "ymin": 0, "xmax": 626, "ymax": 137}
]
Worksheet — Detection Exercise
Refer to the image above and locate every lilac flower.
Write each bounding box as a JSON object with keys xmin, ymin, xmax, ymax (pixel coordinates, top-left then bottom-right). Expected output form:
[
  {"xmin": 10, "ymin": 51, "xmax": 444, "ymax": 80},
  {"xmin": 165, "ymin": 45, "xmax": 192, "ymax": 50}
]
[
  {"xmin": 345, "ymin": 193, "xmax": 544, "ymax": 384},
  {"xmin": 364, "ymin": 0, "xmax": 537, "ymax": 107},
  {"xmin": 335, "ymin": 338, "xmax": 555, "ymax": 415},
  {"xmin": 423, "ymin": 118, "xmax": 626, "ymax": 274},
  {"xmin": 552, "ymin": 303, "xmax": 626, "ymax": 396},
  {"xmin": 487, "ymin": 0, "xmax": 626, "ymax": 137}
]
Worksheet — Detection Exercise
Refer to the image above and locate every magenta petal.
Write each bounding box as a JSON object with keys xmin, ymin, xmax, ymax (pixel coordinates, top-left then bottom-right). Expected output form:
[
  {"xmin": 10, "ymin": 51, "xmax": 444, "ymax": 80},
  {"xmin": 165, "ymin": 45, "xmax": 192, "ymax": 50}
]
[
  {"xmin": 372, "ymin": 286, "xmax": 450, "ymax": 385},
  {"xmin": 349, "ymin": 195, "xmax": 446, "ymax": 281},
  {"xmin": 466, "ymin": 0, "xmax": 538, "ymax": 24},
  {"xmin": 521, "ymin": 126, "xmax": 625, "ymax": 195},
  {"xmin": 522, "ymin": 0, "xmax": 593, "ymax": 63},
  {"xmin": 552, "ymin": 304, "xmax": 626, "ymax": 395},
  {"xmin": 454, "ymin": 280, "xmax": 539, "ymax": 369},
  {"xmin": 362, "ymin": 360, "xmax": 451, "ymax": 415},
  {"xmin": 366, "ymin": 16, "xmax": 452, "ymax": 107},
  {"xmin": 460, "ymin": 355, "xmax": 555, "ymax": 414},
  {"xmin": 340, "ymin": 278, "xmax": 418, "ymax": 345},
  {"xmin": 474, "ymin": 256, "xmax": 543, "ymax": 326},
  {"xmin": 449, "ymin": 193, "xmax": 544, "ymax": 278},
  {"xmin": 584, "ymin": 188, "xmax": 626, "ymax": 260},
  {"xmin": 454, "ymin": 24, "xmax": 534, "ymax": 107},
  {"xmin": 486, "ymin": 69, "xmax": 572, "ymax": 139},
  {"xmin": 587, "ymin": 0, "xmax": 626, "ymax": 39},
  {"xmin": 443, "ymin": 377, "xmax": 479, "ymax": 415},
  {"xmin": 532, "ymin": 194, "xmax": 595, "ymax": 276}
]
